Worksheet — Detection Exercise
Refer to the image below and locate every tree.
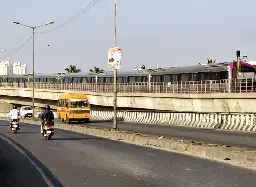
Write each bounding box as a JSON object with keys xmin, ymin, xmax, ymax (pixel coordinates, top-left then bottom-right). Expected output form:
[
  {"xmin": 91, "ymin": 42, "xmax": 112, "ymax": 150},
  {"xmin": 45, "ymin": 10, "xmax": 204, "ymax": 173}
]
[
  {"xmin": 65, "ymin": 65, "xmax": 81, "ymax": 73},
  {"xmin": 207, "ymin": 58, "xmax": 216, "ymax": 64},
  {"xmin": 89, "ymin": 66, "xmax": 104, "ymax": 74}
]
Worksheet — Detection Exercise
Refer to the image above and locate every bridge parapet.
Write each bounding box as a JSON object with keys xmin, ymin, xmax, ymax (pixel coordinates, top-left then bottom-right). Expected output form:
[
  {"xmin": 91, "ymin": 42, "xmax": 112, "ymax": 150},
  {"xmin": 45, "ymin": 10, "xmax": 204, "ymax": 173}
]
[{"xmin": 0, "ymin": 86, "xmax": 256, "ymax": 113}]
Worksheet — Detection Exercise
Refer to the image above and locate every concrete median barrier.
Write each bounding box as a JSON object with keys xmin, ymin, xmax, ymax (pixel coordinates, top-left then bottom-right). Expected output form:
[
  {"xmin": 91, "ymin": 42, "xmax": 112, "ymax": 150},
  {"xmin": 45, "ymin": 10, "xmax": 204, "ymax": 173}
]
[{"xmin": 89, "ymin": 110, "xmax": 256, "ymax": 132}]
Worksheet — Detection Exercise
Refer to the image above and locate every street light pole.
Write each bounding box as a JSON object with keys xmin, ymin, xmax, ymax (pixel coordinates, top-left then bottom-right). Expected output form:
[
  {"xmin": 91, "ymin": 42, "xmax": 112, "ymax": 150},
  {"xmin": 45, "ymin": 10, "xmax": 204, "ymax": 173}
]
[
  {"xmin": 13, "ymin": 21, "xmax": 54, "ymax": 120},
  {"xmin": 32, "ymin": 27, "xmax": 35, "ymax": 120},
  {"xmin": 113, "ymin": 0, "xmax": 117, "ymax": 129}
]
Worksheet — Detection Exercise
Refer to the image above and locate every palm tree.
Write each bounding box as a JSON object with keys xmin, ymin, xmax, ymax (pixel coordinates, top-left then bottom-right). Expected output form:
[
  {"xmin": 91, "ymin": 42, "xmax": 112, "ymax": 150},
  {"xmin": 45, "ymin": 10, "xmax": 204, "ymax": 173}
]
[
  {"xmin": 207, "ymin": 58, "xmax": 216, "ymax": 64},
  {"xmin": 89, "ymin": 66, "xmax": 104, "ymax": 74},
  {"xmin": 65, "ymin": 65, "xmax": 81, "ymax": 73}
]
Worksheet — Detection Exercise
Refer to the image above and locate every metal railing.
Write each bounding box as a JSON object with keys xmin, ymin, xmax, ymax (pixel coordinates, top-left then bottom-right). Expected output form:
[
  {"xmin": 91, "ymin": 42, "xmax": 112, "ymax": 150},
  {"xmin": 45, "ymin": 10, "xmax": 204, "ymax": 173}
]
[{"xmin": 0, "ymin": 78, "xmax": 256, "ymax": 94}]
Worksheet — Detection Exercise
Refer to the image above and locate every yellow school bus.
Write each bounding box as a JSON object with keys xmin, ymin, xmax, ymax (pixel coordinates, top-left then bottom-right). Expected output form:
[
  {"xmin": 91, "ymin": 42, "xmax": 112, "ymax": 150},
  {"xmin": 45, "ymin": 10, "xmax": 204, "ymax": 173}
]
[{"xmin": 57, "ymin": 93, "xmax": 90, "ymax": 123}]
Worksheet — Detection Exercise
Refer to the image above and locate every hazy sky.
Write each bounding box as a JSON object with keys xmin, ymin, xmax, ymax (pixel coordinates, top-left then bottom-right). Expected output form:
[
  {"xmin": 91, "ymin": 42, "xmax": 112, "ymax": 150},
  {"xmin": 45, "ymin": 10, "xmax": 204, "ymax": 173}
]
[{"xmin": 0, "ymin": 0, "xmax": 256, "ymax": 73}]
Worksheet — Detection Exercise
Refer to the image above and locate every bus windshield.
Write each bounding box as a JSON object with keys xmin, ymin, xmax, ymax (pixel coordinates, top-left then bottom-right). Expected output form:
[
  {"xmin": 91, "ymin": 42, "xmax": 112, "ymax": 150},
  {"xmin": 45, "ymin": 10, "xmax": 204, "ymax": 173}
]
[{"xmin": 70, "ymin": 100, "xmax": 88, "ymax": 108}]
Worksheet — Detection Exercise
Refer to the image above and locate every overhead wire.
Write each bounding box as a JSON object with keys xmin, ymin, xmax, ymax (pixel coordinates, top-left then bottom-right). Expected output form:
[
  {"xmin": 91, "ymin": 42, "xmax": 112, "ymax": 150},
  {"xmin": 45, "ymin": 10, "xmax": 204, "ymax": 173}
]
[
  {"xmin": 0, "ymin": 35, "xmax": 33, "ymax": 60},
  {"xmin": 1, "ymin": 0, "xmax": 101, "ymax": 58},
  {"xmin": 37, "ymin": 0, "xmax": 101, "ymax": 34}
]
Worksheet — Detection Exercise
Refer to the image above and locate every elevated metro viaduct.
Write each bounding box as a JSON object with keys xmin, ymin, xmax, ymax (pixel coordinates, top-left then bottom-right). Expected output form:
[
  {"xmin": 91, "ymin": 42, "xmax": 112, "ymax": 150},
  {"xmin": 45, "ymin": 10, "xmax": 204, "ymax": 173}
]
[{"xmin": 0, "ymin": 87, "xmax": 255, "ymax": 114}]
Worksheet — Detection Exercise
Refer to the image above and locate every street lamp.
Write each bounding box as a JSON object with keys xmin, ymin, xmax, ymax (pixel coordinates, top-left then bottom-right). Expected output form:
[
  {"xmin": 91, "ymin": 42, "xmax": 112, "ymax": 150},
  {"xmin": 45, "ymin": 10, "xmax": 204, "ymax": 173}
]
[
  {"xmin": 13, "ymin": 20, "xmax": 54, "ymax": 120},
  {"xmin": 1, "ymin": 49, "xmax": 7, "ymax": 58}
]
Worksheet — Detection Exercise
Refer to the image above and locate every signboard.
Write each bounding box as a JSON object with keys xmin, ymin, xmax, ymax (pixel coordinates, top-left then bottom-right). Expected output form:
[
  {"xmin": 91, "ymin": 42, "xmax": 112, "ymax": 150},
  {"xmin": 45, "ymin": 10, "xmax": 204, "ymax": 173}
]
[{"xmin": 108, "ymin": 47, "xmax": 122, "ymax": 70}]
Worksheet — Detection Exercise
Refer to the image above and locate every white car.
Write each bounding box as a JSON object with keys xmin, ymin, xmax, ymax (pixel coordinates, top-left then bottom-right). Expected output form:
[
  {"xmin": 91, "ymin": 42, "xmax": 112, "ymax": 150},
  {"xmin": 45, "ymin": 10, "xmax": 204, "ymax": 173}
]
[{"xmin": 20, "ymin": 106, "xmax": 33, "ymax": 118}]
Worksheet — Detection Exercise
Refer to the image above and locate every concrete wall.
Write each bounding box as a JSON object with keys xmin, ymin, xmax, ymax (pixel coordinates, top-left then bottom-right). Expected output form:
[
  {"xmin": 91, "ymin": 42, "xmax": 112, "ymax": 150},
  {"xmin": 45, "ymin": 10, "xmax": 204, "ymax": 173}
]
[{"xmin": 0, "ymin": 87, "xmax": 256, "ymax": 113}]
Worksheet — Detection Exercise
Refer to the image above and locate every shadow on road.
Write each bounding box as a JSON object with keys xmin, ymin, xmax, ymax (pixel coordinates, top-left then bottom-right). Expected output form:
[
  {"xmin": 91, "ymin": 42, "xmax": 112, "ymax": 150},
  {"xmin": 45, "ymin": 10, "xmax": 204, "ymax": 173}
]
[
  {"xmin": 51, "ymin": 137, "xmax": 102, "ymax": 141},
  {"xmin": 62, "ymin": 119, "xmax": 114, "ymax": 125},
  {"xmin": 16, "ymin": 131, "xmax": 39, "ymax": 134},
  {"xmin": 0, "ymin": 133, "xmax": 64, "ymax": 187}
]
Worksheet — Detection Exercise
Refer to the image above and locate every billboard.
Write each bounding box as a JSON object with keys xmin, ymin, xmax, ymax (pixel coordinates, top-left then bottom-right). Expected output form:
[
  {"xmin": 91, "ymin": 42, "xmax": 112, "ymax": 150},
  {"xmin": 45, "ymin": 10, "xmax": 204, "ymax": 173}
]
[{"xmin": 108, "ymin": 47, "xmax": 122, "ymax": 70}]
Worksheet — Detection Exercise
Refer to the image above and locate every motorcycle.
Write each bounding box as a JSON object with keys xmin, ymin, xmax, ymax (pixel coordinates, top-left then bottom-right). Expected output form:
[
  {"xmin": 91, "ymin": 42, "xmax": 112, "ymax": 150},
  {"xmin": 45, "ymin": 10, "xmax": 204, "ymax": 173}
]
[
  {"xmin": 42, "ymin": 121, "xmax": 54, "ymax": 140},
  {"xmin": 10, "ymin": 119, "xmax": 20, "ymax": 133}
]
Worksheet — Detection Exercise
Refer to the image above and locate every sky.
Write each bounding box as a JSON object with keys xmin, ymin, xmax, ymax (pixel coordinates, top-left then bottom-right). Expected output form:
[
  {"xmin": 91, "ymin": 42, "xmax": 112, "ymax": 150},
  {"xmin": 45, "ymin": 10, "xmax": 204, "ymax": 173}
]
[{"xmin": 0, "ymin": 0, "xmax": 256, "ymax": 74}]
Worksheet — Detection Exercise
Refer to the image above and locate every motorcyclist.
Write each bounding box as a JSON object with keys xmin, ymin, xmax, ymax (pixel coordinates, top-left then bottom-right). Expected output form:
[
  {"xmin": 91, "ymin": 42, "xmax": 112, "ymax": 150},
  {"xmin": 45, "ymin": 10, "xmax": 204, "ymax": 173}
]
[
  {"xmin": 9, "ymin": 105, "xmax": 20, "ymax": 128},
  {"xmin": 40, "ymin": 105, "xmax": 54, "ymax": 134}
]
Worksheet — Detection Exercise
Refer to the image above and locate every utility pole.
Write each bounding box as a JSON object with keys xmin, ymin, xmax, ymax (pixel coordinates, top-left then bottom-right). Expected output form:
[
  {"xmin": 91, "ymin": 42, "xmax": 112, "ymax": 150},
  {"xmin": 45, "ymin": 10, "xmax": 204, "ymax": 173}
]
[
  {"xmin": 32, "ymin": 27, "xmax": 35, "ymax": 120},
  {"xmin": 113, "ymin": 0, "xmax": 117, "ymax": 129}
]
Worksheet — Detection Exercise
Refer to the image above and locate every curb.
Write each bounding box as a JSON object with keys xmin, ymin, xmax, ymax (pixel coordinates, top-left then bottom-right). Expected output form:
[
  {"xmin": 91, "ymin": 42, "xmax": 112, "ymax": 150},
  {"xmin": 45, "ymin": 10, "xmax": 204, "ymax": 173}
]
[{"xmin": 5, "ymin": 117, "xmax": 256, "ymax": 170}]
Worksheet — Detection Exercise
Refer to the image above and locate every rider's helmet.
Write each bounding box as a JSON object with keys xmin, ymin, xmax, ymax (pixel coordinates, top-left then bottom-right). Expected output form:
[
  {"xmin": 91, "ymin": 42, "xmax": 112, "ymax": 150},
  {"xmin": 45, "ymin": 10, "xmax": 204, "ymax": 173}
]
[
  {"xmin": 45, "ymin": 105, "xmax": 50, "ymax": 110},
  {"xmin": 13, "ymin": 105, "xmax": 17, "ymax": 109}
]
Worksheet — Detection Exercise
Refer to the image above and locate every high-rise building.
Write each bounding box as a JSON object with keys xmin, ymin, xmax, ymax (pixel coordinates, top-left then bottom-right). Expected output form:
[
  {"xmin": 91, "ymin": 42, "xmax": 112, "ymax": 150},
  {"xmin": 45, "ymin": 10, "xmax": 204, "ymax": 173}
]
[
  {"xmin": 12, "ymin": 62, "xmax": 27, "ymax": 75},
  {"xmin": 0, "ymin": 61, "xmax": 12, "ymax": 75},
  {"xmin": 0, "ymin": 60, "xmax": 27, "ymax": 75}
]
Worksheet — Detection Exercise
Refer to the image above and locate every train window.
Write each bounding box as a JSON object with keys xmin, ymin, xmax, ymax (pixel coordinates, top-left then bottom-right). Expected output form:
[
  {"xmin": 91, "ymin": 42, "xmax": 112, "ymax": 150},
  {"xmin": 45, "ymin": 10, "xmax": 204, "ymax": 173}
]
[
  {"xmin": 59, "ymin": 77, "xmax": 64, "ymax": 83},
  {"xmin": 128, "ymin": 76, "xmax": 136, "ymax": 83},
  {"xmin": 73, "ymin": 77, "xmax": 78, "ymax": 83},
  {"xmin": 142, "ymin": 76, "xmax": 147, "ymax": 82},
  {"xmin": 152, "ymin": 75, "xmax": 161, "ymax": 82},
  {"xmin": 240, "ymin": 66, "xmax": 256, "ymax": 73},
  {"xmin": 96, "ymin": 77, "xmax": 102, "ymax": 83},
  {"xmin": 81, "ymin": 77, "xmax": 88, "ymax": 83},
  {"xmin": 136, "ymin": 76, "xmax": 142, "ymax": 82},
  {"xmin": 89, "ymin": 77, "xmax": 94, "ymax": 83},
  {"xmin": 220, "ymin": 71, "xmax": 228, "ymax": 79},
  {"xmin": 110, "ymin": 77, "xmax": 114, "ymax": 83},
  {"xmin": 152, "ymin": 75, "xmax": 156, "ymax": 82},
  {"xmin": 163, "ymin": 75, "xmax": 171, "ymax": 82},
  {"xmin": 172, "ymin": 75, "xmax": 178, "ymax": 82},
  {"xmin": 123, "ymin": 77, "xmax": 128, "ymax": 83},
  {"xmin": 190, "ymin": 73, "xmax": 198, "ymax": 81},
  {"xmin": 181, "ymin": 74, "xmax": 189, "ymax": 82},
  {"xmin": 157, "ymin": 75, "xmax": 161, "ymax": 82},
  {"xmin": 211, "ymin": 72, "xmax": 220, "ymax": 80},
  {"xmin": 63, "ymin": 78, "xmax": 68, "ymax": 83},
  {"xmin": 48, "ymin": 78, "xmax": 54, "ymax": 83},
  {"xmin": 105, "ymin": 77, "xmax": 111, "ymax": 83},
  {"xmin": 96, "ymin": 77, "xmax": 100, "ymax": 83},
  {"xmin": 204, "ymin": 73, "xmax": 209, "ymax": 80},
  {"xmin": 198, "ymin": 72, "xmax": 209, "ymax": 81},
  {"xmin": 117, "ymin": 77, "xmax": 123, "ymax": 83},
  {"xmin": 78, "ymin": 77, "xmax": 82, "ymax": 83}
]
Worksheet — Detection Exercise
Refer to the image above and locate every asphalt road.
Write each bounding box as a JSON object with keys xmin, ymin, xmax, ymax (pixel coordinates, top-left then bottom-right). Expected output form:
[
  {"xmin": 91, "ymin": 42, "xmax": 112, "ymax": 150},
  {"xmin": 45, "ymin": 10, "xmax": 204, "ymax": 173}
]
[
  {"xmin": 80, "ymin": 120, "xmax": 256, "ymax": 149},
  {"xmin": 0, "ymin": 120, "xmax": 256, "ymax": 187}
]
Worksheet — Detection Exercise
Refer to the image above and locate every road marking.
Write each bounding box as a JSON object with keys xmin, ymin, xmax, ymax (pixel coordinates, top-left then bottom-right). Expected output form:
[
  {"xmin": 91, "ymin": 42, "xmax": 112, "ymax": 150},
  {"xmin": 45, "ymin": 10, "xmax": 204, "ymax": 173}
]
[{"xmin": 0, "ymin": 134, "xmax": 55, "ymax": 187}]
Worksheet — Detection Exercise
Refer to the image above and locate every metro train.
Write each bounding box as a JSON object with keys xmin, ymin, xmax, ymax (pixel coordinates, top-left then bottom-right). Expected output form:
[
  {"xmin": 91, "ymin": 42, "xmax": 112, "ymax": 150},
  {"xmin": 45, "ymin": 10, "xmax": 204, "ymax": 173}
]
[{"xmin": 0, "ymin": 61, "xmax": 256, "ymax": 85}]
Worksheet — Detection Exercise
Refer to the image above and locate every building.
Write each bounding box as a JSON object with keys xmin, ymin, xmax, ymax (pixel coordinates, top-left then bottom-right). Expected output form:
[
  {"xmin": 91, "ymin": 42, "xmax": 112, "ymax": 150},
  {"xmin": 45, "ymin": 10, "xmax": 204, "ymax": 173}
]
[
  {"xmin": 12, "ymin": 62, "xmax": 27, "ymax": 75},
  {"xmin": 0, "ymin": 60, "xmax": 27, "ymax": 75},
  {"xmin": 0, "ymin": 61, "xmax": 12, "ymax": 75}
]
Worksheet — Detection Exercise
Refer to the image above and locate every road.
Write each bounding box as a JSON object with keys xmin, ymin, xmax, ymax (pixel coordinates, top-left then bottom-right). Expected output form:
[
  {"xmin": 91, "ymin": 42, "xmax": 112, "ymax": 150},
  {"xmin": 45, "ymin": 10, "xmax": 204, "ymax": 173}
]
[
  {"xmin": 81, "ymin": 120, "xmax": 256, "ymax": 148},
  {"xmin": 0, "ymin": 120, "xmax": 256, "ymax": 187}
]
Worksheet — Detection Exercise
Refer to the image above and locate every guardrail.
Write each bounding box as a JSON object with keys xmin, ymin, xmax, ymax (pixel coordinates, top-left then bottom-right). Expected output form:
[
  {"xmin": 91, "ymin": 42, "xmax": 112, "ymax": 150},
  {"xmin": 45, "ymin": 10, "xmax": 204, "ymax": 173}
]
[{"xmin": 0, "ymin": 78, "xmax": 256, "ymax": 94}]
